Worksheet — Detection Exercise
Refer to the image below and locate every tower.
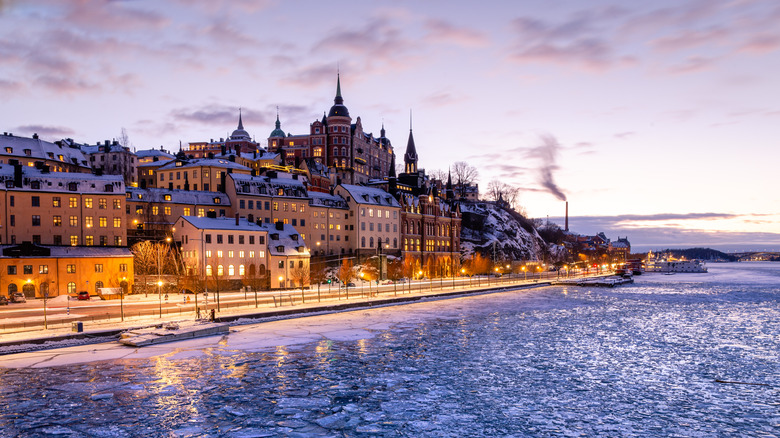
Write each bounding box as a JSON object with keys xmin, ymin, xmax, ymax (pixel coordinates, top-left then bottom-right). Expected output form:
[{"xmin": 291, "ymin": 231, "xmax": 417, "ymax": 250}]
[{"xmin": 403, "ymin": 112, "xmax": 418, "ymax": 174}]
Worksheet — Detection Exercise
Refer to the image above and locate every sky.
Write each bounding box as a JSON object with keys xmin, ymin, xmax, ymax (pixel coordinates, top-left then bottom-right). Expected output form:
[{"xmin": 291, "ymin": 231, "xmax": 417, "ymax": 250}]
[{"xmin": 1, "ymin": 0, "xmax": 779, "ymax": 252}]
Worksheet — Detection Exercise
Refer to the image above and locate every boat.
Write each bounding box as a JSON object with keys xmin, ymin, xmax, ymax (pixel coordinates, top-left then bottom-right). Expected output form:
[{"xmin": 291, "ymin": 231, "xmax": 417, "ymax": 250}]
[
  {"xmin": 119, "ymin": 321, "xmax": 229, "ymax": 347},
  {"xmin": 626, "ymin": 259, "xmax": 644, "ymax": 275},
  {"xmin": 646, "ymin": 259, "xmax": 708, "ymax": 273}
]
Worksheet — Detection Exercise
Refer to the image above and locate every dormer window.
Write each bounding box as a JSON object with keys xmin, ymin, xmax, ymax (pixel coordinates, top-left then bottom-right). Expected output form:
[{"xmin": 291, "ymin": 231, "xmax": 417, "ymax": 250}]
[
  {"xmin": 104, "ymin": 184, "xmax": 113, "ymax": 192},
  {"xmin": 5, "ymin": 181, "xmax": 14, "ymax": 188},
  {"xmin": 58, "ymin": 155, "xmax": 64, "ymax": 161},
  {"xmin": 276, "ymin": 245, "xmax": 284, "ymax": 252},
  {"xmin": 175, "ymin": 161, "xmax": 183, "ymax": 167},
  {"xmin": 31, "ymin": 181, "xmax": 40, "ymax": 189},
  {"xmin": 291, "ymin": 234, "xmax": 299, "ymax": 242},
  {"xmin": 4, "ymin": 147, "xmax": 11, "ymax": 153},
  {"xmin": 213, "ymin": 197, "xmax": 221, "ymax": 204},
  {"xmin": 23, "ymin": 149, "xmax": 31, "ymax": 156},
  {"xmin": 164, "ymin": 194, "xmax": 172, "ymax": 201},
  {"xmin": 270, "ymin": 233, "xmax": 279, "ymax": 240},
  {"xmin": 68, "ymin": 182, "xmax": 78, "ymax": 191}
]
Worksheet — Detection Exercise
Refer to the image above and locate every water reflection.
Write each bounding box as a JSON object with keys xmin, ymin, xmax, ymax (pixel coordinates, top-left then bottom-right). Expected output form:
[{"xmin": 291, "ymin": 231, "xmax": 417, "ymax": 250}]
[{"xmin": 0, "ymin": 264, "xmax": 778, "ymax": 437}]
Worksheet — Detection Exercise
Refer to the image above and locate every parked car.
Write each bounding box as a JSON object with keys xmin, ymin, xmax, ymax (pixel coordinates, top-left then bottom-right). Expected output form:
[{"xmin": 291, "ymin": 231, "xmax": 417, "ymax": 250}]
[
  {"xmin": 10, "ymin": 292, "xmax": 26, "ymax": 303},
  {"xmin": 0, "ymin": 295, "xmax": 8, "ymax": 305},
  {"xmin": 77, "ymin": 291, "xmax": 91, "ymax": 300},
  {"xmin": 346, "ymin": 282, "xmax": 356, "ymax": 287}
]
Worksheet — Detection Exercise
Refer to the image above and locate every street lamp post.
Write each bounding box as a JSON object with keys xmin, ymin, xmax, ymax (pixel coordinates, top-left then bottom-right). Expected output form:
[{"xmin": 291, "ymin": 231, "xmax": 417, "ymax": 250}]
[
  {"xmin": 278, "ymin": 275, "xmax": 284, "ymax": 305},
  {"xmin": 157, "ymin": 280, "xmax": 163, "ymax": 318},
  {"xmin": 120, "ymin": 276, "xmax": 126, "ymax": 322}
]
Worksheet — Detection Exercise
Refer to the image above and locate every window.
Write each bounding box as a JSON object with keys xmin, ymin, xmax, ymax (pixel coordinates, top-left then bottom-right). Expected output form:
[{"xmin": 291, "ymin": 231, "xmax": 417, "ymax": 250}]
[
  {"xmin": 32, "ymin": 215, "xmax": 41, "ymax": 226},
  {"xmin": 198, "ymin": 208, "xmax": 205, "ymax": 217},
  {"xmin": 217, "ymin": 265, "xmax": 224, "ymax": 276},
  {"xmin": 85, "ymin": 236, "xmax": 94, "ymax": 246},
  {"xmin": 206, "ymin": 265, "xmax": 213, "ymax": 276},
  {"xmin": 361, "ymin": 236, "xmax": 366, "ymax": 247},
  {"xmin": 69, "ymin": 216, "xmax": 78, "ymax": 226},
  {"xmin": 164, "ymin": 206, "xmax": 171, "ymax": 216},
  {"xmin": 119, "ymin": 263, "xmax": 127, "ymax": 272},
  {"xmin": 228, "ymin": 265, "xmax": 235, "ymax": 276},
  {"xmin": 70, "ymin": 235, "xmax": 78, "ymax": 245},
  {"xmin": 100, "ymin": 236, "xmax": 107, "ymax": 246},
  {"xmin": 205, "ymin": 234, "xmax": 212, "ymax": 244},
  {"xmin": 23, "ymin": 265, "xmax": 32, "ymax": 275},
  {"xmin": 95, "ymin": 264, "xmax": 103, "ymax": 273},
  {"xmin": 7, "ymin": 266, "xmax": 16, "ymax": 275},
  {"xmin": 69, "ymin": 197, "xmax": 78, "ymax": 208},
  {"xmin": 239, "ymin": 265, "xmax": 245, "ymax": 276},
  {"xmin": 217, "ymin": 235, "xmax": 223, "ymax": 244},
  {"xmin": 206, "ymin": 250, "xmax": 212, "ymax": 258},
  {"xmin": 85, "ymin": 216, "xmax": 93, "ymax": 228},
  {"xmin": 249, "ymin": 236, "xmax": 255, "ymax": 245},
  {"xmin": 53, "ymin": 197, "xmax": 61, "ymax": 207},
  {"xmin": 39, "ymin": 265, "xmax": 48, "ymax": 274},
  {"xmin": 31, "ymin": 196, "xmax": 40, "ymax": 207},
  {"xmin": 113, "ymin": 218, "xmax": 121, "ymax": 228},
  {"xmin": 84, "ymin": 198, "xmax": 93, "ymax": 209},
  {"xmin": 273, "ymin": 202, "xmax": 278, "ymax": 211},
  {"xmin": 184, "ymin": 207, "xmax": 191, "ymax": 216},
  {"xmin": 99, "ymin": 217, "xmax": 107, "ymax": 227},
  {"xmin": 99, "ymin": 198, "xmax": 106, "ymax": 209},
  {"xmin": 113, "ymin": 199, "xmax": 121, "ymax": 209},
  {"xmin": 217, "ymin": 250, "xmax": 223, "ymax": 258},
  {"xmin": 67, "ymin": 282, "xmax": 76, "ymax": 294},
  {"xmin": 228, "ymin": 235, "xmax": 234, "ymax": 244},
  {"xmin": 67, "ymin": 264, "xmax": 76, "ymax": 273},
  {"xmin": 278, "ymin": 261, "xmax": 284, "ymax": 268},
  {"xmin": 228, "ymin": 250, "xmax": 234, "ymax": 258},
  {"xmin": 9, "ymin": 215, "xmax": 14, "ymax": 227},
  {"xmin": 152, "ymin": 206, "xmax": 159, "ymax": 215},
  {"xmin": 114, "ymin": 236, "xmax": 122, "ymax": 246}
]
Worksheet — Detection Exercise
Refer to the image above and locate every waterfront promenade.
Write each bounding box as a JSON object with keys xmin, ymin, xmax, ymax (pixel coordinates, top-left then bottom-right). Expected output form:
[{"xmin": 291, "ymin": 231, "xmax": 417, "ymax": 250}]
[{"xmin": 0, "ymin": 270, "xmax": 604, "ymax": 353}]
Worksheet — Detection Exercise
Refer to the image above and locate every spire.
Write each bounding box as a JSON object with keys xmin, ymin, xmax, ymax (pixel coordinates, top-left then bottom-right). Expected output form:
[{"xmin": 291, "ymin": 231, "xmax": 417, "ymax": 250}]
[
  {"xmin": 389, "ymin": 152, "xmax": 396, "ymax": 178},
  {"xmin": 380, "ymin": 121, "xmax": 385, "ymax": 138},
  {"xmin": 238, "ymin": 108, "xmax": 244, "ymax": 130},
  {"xmin": 275, "ymin": 106, "xmax": 281, "ymax": 129},
  {"xmin": 335, "ymin": 72, "xmax": 343, "ymax": 105},
  {"xmin": 403, "ymin": 110, "xmax": 418, "ymax": 174}
]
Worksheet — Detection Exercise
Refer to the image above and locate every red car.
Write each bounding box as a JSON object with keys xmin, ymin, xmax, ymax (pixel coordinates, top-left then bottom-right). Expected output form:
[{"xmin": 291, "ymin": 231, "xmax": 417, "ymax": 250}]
[{"xmin": 77, "ymin": 291, "xmax": 90, "ymax": 300}]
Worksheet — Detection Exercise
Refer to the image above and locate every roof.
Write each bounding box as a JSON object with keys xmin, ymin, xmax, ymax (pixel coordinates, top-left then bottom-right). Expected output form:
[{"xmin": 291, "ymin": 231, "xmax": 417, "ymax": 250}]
[
  {"xmin": 337, "ymin": 184, "xmax": 400, "ymax": 207},
  {"xmin": 177, "ymin": 217, "xmax": 309, "ymax": 257},
  {"xmin": 136, "ymin": 149, "xmax": 175, "ymax": 159},
  {"xmin": 308, "ymin": 191, "xmax": 348, "ymax": 209},
  {"xmin": 0, "ymin": 133, "xmax": 89, "ymax": 168},
  {"xmin": 0, "ymin": 164, "xmax": 124, "ymax": 194},
  {"xmin": 178, "ymin": 216, "xmax": 266, "ymax": 232},
  {"xmin": 0, "ymin": 244, "xmax": 132, "ymax": 258},
  {"xmin": 126, "ymin": 187, "xmax": 230, "ymax": 206},
  {"xmin": 230, "ymin": 173, "xmax": 308, "ymax": 198},
  {"xmin": 158, "ymin": 158, "xmax": 251, "ymax": 171}
]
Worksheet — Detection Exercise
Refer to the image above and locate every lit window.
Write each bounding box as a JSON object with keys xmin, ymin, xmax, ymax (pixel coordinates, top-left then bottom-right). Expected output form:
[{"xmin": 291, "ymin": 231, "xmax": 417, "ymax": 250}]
[{"xmin": 85, "ymin": 198, "xmax": 93, "ymax": 208}]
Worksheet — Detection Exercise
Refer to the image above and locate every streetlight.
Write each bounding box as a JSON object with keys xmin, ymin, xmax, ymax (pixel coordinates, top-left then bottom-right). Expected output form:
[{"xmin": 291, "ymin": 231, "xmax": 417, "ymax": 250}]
[
  {"xmin": 360, "ymin": 272, "xmax": 365, "ymax": 297},
  {"xmin": 157, "ymin": 280, "xmax": 163, "ymax": 318},
  {"xmin": 522, "ymin": 266, "xmax": 527, "ymax": 280},
  {"xmin": 278, "ymin": 275, "xmax": 284, "ymax": 305},
  {"xmin": 31, "ymin": 279, "xmax": 46, "ymax": 330}
]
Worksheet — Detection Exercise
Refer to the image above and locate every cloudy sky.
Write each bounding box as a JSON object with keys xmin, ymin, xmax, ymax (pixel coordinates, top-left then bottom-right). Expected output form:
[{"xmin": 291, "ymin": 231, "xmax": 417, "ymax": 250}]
[{"xmin": 1, "ymin": 0, "xmax": 779, "ymax": 252}]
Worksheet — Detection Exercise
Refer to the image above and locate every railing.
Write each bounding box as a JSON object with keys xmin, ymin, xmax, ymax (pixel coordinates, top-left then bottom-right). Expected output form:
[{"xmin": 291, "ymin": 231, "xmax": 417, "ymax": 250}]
[{"xmin": 0, "ymin": 269, "xmax": 609, "ymax": 334}]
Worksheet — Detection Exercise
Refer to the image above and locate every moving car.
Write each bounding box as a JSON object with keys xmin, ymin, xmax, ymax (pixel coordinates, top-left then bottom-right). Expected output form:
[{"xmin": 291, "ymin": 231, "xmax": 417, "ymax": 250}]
[
  {"xmin": 77, "ymin": 291, "xmax": 91, "ymax": 300},
  {"xmin": 10, "ymin": 292, "xmax": 26, "ymax": 303}
]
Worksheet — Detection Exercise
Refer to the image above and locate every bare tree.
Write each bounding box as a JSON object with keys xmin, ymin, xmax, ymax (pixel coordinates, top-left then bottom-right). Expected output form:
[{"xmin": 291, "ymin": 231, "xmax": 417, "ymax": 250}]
[
  {"xmin": 338, "ymin": 259, "xmax": 356, "ymax": 286},
  {"xmin": 452, "ymin": 161, "xmax": 479, "ymax": 196},
  {"xmin": 289, "ymin": 262, "xmax": 310, "ymax": 294},
  {"xmin": 486, "ymin": 180, "xmax": 520, "ymax": 210},
  {"xmin": 428, "ymin": 168, "xmax": 448, "ymax": 183}
]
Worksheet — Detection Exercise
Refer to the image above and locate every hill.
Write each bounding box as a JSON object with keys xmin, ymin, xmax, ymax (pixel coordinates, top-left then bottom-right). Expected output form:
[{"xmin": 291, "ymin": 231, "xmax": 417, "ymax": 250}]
[{"xmin": 656, "ymin": 247, "xmax": 738, "ymax": 262}]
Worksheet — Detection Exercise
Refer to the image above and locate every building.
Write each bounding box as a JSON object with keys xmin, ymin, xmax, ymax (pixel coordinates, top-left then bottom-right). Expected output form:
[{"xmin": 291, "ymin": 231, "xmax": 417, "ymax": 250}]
[
  {"xmin": 135, "ymin": 148, "xmax": 175, "ymax": 189},
  {"xmin": 307, "ymin": 191, "xmax": 350, "ymax": 257},
  {"xmin": 155, "ymin": 157, "xmax": 252, "ymax": 192},
  {"xmin": 0, "ymin": 242, "xmax": 133, "ymax": 299},
  {"xmin": 388, "ymin": 127, "xmax": 462, "ymax": 277},
  {"xmin": 173, "ymin": 216, "xmax": 309, "ymax": 290},
  {"xmin": 126, "ymin": 187, "xmax": 231, "ymax": 243},
  {"xmin": 268, "ymin": 75, "xmax": 394, "ymax": 185},
  {"xmin": 80, "ymin": 140, "xmax": 137, "ymax": 186},
  {"xmin": 0, "ymin": 132, "xmax": 91, "ymax": 173},
  {"xmin": 187, "ymin": 112, "xmax": 262, "ymax": 159},
  {"xmin": 0, "ymin": 163, "xmax": 127, "ymax": 247},
  {"xmin": 334, "ymin": 184, "xmax": 401, "ymax": 259},
  {"xmin": 609, "ymin": 237, "xmax": 631, "ymax": 261}
]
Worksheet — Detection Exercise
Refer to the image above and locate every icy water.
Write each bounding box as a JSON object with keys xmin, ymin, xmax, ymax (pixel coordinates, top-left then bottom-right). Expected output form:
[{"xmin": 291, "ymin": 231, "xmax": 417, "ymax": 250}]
[{"xmin": 1, "ymin": 263, "xmax": 780, "ymax": 437}]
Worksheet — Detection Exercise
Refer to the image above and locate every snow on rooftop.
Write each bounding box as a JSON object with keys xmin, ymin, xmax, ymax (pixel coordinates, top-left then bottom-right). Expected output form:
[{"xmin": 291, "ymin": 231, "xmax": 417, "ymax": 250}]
[
  {"xmin": 126, "ymin": 187, "xmax": 230, "ymax": 205},
  {"xmin": 338, "ymin": 184, "xmax": 400, "ymax": 207}
]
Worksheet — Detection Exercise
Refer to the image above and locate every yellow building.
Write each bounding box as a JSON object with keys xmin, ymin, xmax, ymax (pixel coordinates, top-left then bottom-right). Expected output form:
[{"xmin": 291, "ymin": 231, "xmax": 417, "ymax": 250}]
[
  {"xmin": 156, "ymin": 158, "xmax": 251, "ymax": 192},
  {"xmin": 0, "ymin": 243, "xmax": 133, "ymax": 298},
  {"xmin": 1, "ymin": 163, "xmax": 127, "ymax": 247}
]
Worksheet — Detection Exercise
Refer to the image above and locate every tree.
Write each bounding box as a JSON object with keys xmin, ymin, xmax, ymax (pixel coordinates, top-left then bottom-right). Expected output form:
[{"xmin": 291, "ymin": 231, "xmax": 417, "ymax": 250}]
[
  {"xmin": 452, "ymin": 161, "xmax": 479, "ymax": 197},
  {"xmin": 310, "ymin": 261, "xmax": 328, "ymax": 298},
  {"xmin": 208, "ymin": 254, "xmax": 225, "ymax": 309},
  {"xmin": 387, "ymin": 257, "xmax": 404, "ymax": 283},
  {"xmin": 486, "ymin": 180, "xmax": 521, "ymax": 210},
  {"xmin": 289, "ymin": 262, "xmax": 310, "ymax": 293},
  {"xmin": 338, "ymin": 259, "xmax": 356, "ymax": 286},
  {"xmin": 429, "ymin": 168, "xmax": 448, "ymax": 183}
]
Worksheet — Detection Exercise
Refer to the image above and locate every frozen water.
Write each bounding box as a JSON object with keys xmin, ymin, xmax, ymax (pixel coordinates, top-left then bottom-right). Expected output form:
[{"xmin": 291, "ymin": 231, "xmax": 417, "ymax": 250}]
[{"xmin": 0, "ymin": 263, "xmax": 779, "ymax": 437}]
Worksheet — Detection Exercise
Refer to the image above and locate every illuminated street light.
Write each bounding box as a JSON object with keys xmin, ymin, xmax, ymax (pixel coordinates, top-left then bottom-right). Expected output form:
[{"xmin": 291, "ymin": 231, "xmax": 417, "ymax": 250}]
[{"xmin": 157, "ymin": 280, "xmax": 163, "ymax": 318}]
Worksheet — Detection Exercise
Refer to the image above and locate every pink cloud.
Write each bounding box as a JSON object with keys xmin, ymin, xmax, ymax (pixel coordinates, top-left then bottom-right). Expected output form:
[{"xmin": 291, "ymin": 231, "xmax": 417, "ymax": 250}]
[
  {"xmin": 34, "ymin": 75, "xmax": 99, "ymax": 94},
  {"xmin": 14, "ymin": 124, "xmax": 75, "ymax": 138},
  {"xmin": 651, "ymin": 27, "xmax": 730, "ymax": 52},
  {"xmin": 666, "ymin": 56, "xmax": 717, "ymax": 74},
  {"xmin": 423, "ymin": 19, "xmax": 488, "ymax": 47},
  {"xmin": 422, "ymin": 91, "xmax": 465, "ymax": 107},
  {"xmin": 58, "ymin": 0, "xmax": 170, "ymax": 31},
  {"xmin": 739, "ymin": 34, "xmax": 780, "ymax": 53}
]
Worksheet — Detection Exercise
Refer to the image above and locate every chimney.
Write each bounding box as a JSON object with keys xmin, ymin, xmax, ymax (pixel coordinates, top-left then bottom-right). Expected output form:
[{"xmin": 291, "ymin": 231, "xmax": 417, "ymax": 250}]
[
  {"xmin": 32, "ymin": 133, "xmax": 39, "ymax": 139},
  {"xmin": 221, "ymin": 145, "xmax": 226, "ymax": 155},
  {"xmin": 565, "ymin": 201, "xmax": 569, "ymax": 232},
  {"xmin": 275, "ymin": 221, "xmax": 284, "ymax": 231},
  {"xmin": 13, "ymin": 162, "xmax": 23, "ymax": 188}
]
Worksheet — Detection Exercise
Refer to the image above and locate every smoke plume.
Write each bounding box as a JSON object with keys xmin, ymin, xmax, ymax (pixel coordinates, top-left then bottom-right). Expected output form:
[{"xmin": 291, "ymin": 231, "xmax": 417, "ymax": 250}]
[{"xmin": 535, "ymin": 134, "xmax": 567, "ymax": 201}]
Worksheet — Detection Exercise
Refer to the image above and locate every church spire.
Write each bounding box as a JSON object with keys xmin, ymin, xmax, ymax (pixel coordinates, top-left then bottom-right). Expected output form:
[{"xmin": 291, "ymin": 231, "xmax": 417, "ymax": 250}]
[
  {"xmin": 335, "ymin": 72, "xmax": 343, "ymax": 105},
  {"xmin": 328, "ymin": 72, "xmax": 350, "ymax": 118},
  {"xmin": 403, "ymin": 110, "xmax": 418, "ymax": 174},
  {"xmin": 238, "ymin": 108, "xmax": 244, "ymax": 130}
]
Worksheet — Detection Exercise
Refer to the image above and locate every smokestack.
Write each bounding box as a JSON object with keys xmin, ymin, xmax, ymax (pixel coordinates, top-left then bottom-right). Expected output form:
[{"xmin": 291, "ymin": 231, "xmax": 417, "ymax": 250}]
[{"xmin": 565, "ymin": 201, "xmax": 569, "ymax": 232}]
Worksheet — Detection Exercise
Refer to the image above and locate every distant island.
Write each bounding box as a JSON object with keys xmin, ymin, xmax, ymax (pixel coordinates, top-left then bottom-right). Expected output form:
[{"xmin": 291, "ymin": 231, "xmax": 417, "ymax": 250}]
[{"xmin": 648, "ymin": 247, "xmax": 780, "ymax": 262}]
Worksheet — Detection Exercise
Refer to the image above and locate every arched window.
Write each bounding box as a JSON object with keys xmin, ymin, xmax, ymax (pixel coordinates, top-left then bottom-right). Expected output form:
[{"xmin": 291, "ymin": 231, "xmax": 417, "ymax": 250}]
[
  {"xmin": 228, "ymin": 265, "xmax": 235, "ymax": 276},
  {"xmin": 258, "ymin": 264, "xmax": 266, "ymax": 276},
  {"xmin": 394, "ymin": 238, "xmax": 398, "ymax": 248},
  {"xmin": 341, "ymin": 147, "xmax": 347, "ymax": 156},
  {"xmin": 67, "ymin": 282, "xmax": 76, "ymax": 294},
  {"xmin": 239, "ymin": 265, "xmax": 245, "ymax": 276},
  {"xmin": 361, "ymin": 236, "xmax": 366, "ymax": 248},
  {"xmin": 217, "ymin": 265, "xmax": 224, "ymax": 276},
  {"xmin": 249, "ymin": 264, "xmax": 256, "ymax": 277},
  {"xmin": 95, "ymin": 281, "xmax": 104, "ymax": 294},
  {"xmin": 333, "ymin": 147, "xmax": 338, "ymax": 156},
  {"xmin": 369, "ymin": 237, "xmax": 374, "ymax": 248},
  {"xmin": 8, "ymin": 284, "xmax": 17, "ymax": 294},
  {"xmin": 206, "ymin": 264, "xmax": 213, "ymax": 276}
]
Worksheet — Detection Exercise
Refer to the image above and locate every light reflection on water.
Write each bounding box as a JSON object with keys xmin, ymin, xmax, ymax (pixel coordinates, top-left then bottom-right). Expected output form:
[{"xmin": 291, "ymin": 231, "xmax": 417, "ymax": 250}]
[{"xmin": 0, "ymin": 263, "xmax": 779, "ymax": 437}]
